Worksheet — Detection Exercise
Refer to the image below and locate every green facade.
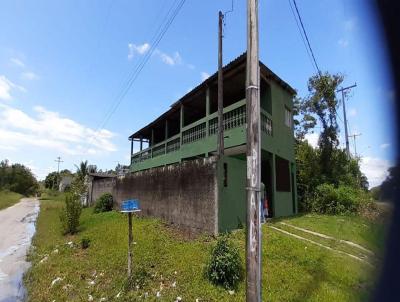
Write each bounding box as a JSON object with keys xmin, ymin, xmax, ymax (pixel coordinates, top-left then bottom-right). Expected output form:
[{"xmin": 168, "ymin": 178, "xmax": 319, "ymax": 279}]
[{"xmin": 129, "ymin": 53, "xmax": 298, "ymax": 232}]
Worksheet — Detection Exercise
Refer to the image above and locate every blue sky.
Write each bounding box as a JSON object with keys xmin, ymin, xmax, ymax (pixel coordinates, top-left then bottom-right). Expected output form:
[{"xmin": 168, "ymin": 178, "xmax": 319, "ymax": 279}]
[{"xmin": 0, "ymin": 0, "xmax": 396, "ymax": 187}]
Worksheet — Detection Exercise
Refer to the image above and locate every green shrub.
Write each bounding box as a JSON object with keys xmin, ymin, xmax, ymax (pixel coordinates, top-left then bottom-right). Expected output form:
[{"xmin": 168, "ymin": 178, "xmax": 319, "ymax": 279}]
[
  {"xmin": 59, "ymin": 194, "xmax": 82, "ymax": 234},
  {"xmin": 205, "ymin": 234, "xmax": 244, "ymax": 290},
  {"xmin": 309, "ymin": 183, "xmax": 360, "ymax": 215},
  {"xmin": 81, "ymin": 238, "xmax": 91, "ymax": 249},
  {"xmin": 93, "ymin": 193, "xmax": 114, "ymax": 213}
]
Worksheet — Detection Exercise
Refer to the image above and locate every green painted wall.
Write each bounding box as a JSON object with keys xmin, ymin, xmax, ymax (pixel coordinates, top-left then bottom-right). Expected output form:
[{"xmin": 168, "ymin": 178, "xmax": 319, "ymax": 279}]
[
  {"xmin": 217, "ymin": 155, "xmax": 246, "ymax": 233},
  {"xmin": 129, "ymin": 77, "xmax": 298, "ymax": 225}
]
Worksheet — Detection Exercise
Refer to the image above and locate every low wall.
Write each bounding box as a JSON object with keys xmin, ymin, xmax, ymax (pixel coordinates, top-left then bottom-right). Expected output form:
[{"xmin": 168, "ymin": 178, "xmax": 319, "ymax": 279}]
[
  {"xmin": 88, "ymin": 176, "xmax": 116, "ymax": 205},
  {"xmin": 114, "ymin": 157, "xmax": 218, "ymax": 235}
]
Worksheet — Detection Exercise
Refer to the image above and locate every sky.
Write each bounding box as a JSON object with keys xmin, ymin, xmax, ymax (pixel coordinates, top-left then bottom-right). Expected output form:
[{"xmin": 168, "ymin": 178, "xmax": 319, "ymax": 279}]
[{"xmin": 0, "ymin": 0, "xmax": 396, "ymax": 188}]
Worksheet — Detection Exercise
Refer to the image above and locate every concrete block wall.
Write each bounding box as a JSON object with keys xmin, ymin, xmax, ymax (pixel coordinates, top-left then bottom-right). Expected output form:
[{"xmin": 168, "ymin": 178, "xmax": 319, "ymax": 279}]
[
  {"xmin": 112, "ymin": 157, "xmax": 219, "ymax": 235},
  {"xmin": 88, "ymin": 177, "xmax": 116, "ymax": 206}
]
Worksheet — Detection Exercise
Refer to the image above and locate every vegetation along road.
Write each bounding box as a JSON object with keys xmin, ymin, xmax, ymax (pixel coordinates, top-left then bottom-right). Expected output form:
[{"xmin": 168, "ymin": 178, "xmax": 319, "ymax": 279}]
[{"xmin": 24, "ymin": 192, "xmax": 386, "ymax": 302}]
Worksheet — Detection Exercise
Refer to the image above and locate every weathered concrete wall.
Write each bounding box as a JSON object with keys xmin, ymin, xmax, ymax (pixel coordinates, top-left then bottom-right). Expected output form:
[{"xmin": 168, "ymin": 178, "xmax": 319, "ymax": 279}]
[
  {"xmin": 89, "ymin": 177, "xmax": 116, "ymax": 205},
  {"xmin": 114, "ymin": 157, "xmax": 218, "ymax": 235}
]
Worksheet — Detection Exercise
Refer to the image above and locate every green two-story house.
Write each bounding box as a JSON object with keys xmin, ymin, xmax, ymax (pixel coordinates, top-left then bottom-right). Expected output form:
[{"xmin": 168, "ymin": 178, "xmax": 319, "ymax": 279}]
[{"xmin": 128, "ymin": 53, "xmax": 297, "ymax": 231}]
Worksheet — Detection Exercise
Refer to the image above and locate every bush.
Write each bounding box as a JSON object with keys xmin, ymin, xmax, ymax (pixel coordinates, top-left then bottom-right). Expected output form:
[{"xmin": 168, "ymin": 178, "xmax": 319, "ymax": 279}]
[
  {"xmin": 205, "ymin": 234, "xmax": 244, "ymax": 290},
  {"xmin": 81, "ymin": 238, "xmax": 91, "ymax": 249},
  {"xmin": 59, "ymin": 194, "xmax": 82, "ymax": 234},
  {"xmin": 309, "ymin": 183, "xmax": 360, "ymax": 215},
  {"xmin": 93, "ymin": 193, "xmax": 114, "ymax": 213}
]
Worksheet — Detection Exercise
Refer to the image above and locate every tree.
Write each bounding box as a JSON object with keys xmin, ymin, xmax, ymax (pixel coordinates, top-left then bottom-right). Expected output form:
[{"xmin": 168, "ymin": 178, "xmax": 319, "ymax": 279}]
[
  {"xmin": 0, "ymin": 159, "xmax": 38, "ymax": 195},
  {"xmin": 300, "ymin": 73, "xmax": 344, "ymax": 183},
  {"xmin": 294, "ymin": 73, "xmax": 369, "ymax": 212},
  {"xmin": 75, "ymin": 160, "xmax": 89, "ymax": 182},
  {"xmin": 44, "ymin": 171, "xmax": 59, "ymax": 189}
]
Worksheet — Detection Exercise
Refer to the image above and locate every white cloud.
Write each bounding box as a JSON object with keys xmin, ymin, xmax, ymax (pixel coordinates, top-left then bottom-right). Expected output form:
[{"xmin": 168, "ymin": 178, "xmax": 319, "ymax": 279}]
[
  {"xmin": 21, "ymin": 71, "xmax": 39, "ymax": 80},
  {"xmin": 0, "ymin": 75, "xmax": 26, "ymax": 101},
  {"xmin": 10, "ymin": 58, "xmax": 25, "ymax": 67},
  {"xmin": 201, "ymin": 72, "xmax": 210, "ymax": 81},
  {"xmin": 380, "ymin": 143, "xmax": 390, "ymax": 149},
  {"xmin": 360, "ymin": 156, "xmax": 392, "ymax": 188},
  {"xmin": 304, "ymin": 132, "xmax": 319, "ymax": 148},
  {"xmin": 0, "ymin": 103, "xmax": 117, "ymax": 156},
  {"xmin": 154, "ymin": 50, "xmax": 182, "ymax": 66},
  {"xmin": 128, "ymin": 43, "xmax": 150, "ymax": 60}
]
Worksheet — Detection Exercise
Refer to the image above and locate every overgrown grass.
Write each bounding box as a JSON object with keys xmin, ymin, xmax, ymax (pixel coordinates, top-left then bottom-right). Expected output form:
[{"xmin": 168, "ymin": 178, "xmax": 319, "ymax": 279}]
[
  {"xmin": 0, "ymin": 190, "xmax": 24, "ymax": 210},
  {"xmin": 24, "ymin": 197, "xmax": 383, "ymax": 301}
]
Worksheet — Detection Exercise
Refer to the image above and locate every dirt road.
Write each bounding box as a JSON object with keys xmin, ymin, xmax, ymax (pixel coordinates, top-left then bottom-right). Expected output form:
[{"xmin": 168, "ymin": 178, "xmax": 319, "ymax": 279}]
[{"xmin": 0, "ymin": 198, "xmax": 39, "ymax": 302}]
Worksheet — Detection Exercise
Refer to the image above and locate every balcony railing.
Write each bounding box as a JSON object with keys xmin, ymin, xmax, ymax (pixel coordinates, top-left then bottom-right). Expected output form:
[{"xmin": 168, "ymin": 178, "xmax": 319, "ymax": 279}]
[{"xmin": 131, "ymin": 100, "xmax": 273, "ymax": 165}]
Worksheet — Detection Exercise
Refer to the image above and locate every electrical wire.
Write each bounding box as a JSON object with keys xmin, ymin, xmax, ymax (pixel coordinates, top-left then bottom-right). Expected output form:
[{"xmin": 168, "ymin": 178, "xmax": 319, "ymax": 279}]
[
  {"xmin": 291, "ymin": 0, "xmax": 321, "ymax": 75},
  {"xmin": 287, "ymin": 0, "xmax": 317, "ymax": 75},
  {"xmin": 87, "ymin": 0, "xmax": 186, "ymax": 146}
]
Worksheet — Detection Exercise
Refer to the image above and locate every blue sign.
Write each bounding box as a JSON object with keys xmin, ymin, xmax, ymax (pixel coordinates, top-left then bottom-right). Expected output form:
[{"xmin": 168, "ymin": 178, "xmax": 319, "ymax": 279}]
[{"xmin": 121, "ymin": 199, "xmax": 141, "ymax": 212}]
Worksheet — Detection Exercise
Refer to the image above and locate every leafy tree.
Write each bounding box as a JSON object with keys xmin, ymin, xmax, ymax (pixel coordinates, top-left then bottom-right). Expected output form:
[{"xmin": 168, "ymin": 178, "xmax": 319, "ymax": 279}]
[
  {"xmin": 0, "ymin": 159, "xmax": 38, "ymax": 195},
  {"xmin": 294, "ymin": 73, "xmax": 369, "ymax": 211},
  {"xmin": 44, "ymin": 171, "xmax": 59, "ymax": 189},
  {"xmin": 300, "ymin": 73, "xmax": 344, "ymax": 182}
]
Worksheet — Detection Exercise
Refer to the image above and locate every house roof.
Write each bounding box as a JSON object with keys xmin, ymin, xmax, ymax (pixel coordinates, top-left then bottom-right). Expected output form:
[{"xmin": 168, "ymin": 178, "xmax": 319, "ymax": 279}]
[{"xmin": 129, "ymin": 52, "xmax": 296, "ymax": 139}]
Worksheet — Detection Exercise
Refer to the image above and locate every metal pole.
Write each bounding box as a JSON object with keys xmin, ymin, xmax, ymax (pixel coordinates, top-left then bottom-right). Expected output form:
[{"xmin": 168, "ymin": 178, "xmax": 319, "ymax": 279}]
[
  {"xmin": 217, "ymin": 11, "xmax": 224, "ymax": 157},
  {"xmin": 246, "ymin": 0, "xmax": 261, "ymax": 301},
  {"xmin": 127, "ymin": 212, "xmax": 133, "ymax": 278}
]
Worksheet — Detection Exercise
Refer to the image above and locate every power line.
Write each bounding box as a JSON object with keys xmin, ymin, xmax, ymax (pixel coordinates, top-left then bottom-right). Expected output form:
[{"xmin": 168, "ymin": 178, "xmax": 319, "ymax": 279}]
[
  {"xmin": 291, "ymin": 0, "xmax": 321, "ymax": 75},
  {"xmin": 87, "ymin": 0, "xmax": 186, "ymax": 147},
  {"xmin": 99, "ymin": 0, "xmax": 186, "ymax": 129},
  {"xmin": 287, "ymin": 0, "xmax": 317, "ymax": 75}
]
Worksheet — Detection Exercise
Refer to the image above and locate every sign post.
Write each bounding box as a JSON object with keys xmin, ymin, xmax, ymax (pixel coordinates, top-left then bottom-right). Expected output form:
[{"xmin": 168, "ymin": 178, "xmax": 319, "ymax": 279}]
[{"xmin": 120, "ymin": 199, "xmax": 141, "ymax": 278}]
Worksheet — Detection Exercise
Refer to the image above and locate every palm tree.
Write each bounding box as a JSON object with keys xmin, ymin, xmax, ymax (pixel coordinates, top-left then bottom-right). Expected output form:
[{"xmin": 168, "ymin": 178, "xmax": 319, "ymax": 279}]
[{"xmin": 75, "ymin": 160, "xmax": 88, "ymax": 181}]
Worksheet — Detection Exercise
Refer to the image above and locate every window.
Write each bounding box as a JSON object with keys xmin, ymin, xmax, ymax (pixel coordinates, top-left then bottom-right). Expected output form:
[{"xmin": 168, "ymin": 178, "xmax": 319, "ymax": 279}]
[
  {"xmin": 284, "ymin": 107, "xmax": 292, "ymax": 128},
  {"xmin": 275, "ymin": 156, "xmax": 290, "ymax": 192}
]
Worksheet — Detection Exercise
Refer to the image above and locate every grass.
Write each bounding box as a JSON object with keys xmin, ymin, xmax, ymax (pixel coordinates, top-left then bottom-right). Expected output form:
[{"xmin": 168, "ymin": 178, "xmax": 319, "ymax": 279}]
[
  {"xmin": 279, "ymin": 214, "xmax": 387, "ymax": 254},
  {"xmin": 0, "ymin": 189, "xmax": 24, "ymax": 210},
  {"xmin": 24, "ymin": 196, "xmax": 384, "ymax": 302}
]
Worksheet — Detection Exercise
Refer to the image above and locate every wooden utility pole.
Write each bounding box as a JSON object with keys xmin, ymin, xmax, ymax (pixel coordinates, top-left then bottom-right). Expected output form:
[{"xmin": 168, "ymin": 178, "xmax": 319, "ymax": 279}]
[
  {"xmin": 217, "ymin": 10, "xmax": 224, "ymax": 157},
  {"xmin": 246, "ymin": 0, "xmax": 262, "ymax": 301},
  {"xmin": 337, "ymin": 83, "xmax": 357, "ymax": 158},
  {"xmin": 54, "ymin": 156, "xmax": 63, "ymax": 190}
]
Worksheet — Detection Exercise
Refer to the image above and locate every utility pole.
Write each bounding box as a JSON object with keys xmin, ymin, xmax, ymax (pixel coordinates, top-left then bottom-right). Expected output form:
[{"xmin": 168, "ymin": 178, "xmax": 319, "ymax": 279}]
[
  {"xmin": 348, "ymin": 133, "xmax": 362, "ymax": 158},
  {"xmin": 246, "ymin": 0, "xmax": 261, "ymax": 301},
  {"xmin": 337, "ymin": 83, "xmax": 357, "ymax": 158},
  {"xmin": 217, "ymin": 10, "xmax": 224, "ymax": 157},
  {"xmin": 54, "ymin": 156, "xmax": 63, "ymax": 190}
]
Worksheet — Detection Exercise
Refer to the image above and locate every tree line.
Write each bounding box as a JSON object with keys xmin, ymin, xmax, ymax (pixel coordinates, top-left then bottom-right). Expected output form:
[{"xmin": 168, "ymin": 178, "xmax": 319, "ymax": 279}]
[
  {"xmin": 0, "ymin": 159, "xmax": 39, "ymax": 196},
  {"xmin": 294, "ymin": 72, "xmax": 371, "ymax": 214}
]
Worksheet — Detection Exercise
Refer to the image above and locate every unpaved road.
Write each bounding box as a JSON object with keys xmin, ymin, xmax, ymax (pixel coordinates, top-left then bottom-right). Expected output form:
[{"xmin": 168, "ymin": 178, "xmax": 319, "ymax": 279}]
[{"xmin": 0, "ymin": 198, "xmax": 39, "ymax": 302}]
